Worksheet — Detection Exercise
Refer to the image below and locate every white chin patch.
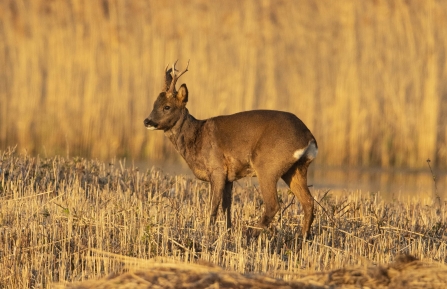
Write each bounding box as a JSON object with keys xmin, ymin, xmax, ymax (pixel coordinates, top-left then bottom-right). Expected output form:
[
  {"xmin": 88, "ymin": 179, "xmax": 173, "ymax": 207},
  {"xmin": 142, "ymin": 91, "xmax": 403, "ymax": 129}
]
[{"xmin": 146, "ymin": 126, "xmax": 157, "ymax": 131}]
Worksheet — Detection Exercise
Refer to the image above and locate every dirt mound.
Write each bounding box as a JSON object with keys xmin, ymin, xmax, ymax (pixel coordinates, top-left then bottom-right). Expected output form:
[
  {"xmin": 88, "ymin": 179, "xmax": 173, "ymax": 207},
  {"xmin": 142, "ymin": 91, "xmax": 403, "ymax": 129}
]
[{"xmin": 58, "ymin": 255, "xmax": 447, "ymax": 289}]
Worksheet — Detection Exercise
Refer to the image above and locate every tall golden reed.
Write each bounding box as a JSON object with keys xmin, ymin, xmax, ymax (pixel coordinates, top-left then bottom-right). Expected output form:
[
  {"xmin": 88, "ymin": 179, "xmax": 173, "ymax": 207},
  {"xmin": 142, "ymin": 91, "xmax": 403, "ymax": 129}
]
[{"xmin": 0, "ymin": 0, "xmax": 446, "ymax": 168}]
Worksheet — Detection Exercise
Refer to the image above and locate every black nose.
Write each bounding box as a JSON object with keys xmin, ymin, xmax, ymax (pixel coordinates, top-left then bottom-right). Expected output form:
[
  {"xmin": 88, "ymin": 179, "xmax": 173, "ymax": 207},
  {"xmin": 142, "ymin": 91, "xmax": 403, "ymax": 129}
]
[{"xmin": 144, "ymin": 118, "xmax": 158, "ymax": 128}]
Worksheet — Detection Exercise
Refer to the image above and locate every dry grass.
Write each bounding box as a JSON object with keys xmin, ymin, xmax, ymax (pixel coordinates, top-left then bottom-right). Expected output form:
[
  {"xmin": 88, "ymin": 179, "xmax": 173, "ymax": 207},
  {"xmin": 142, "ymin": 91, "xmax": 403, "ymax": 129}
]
[
  {"xmin": 0, "ymin": 149, "xmax": 446, "ymax": 288},
  {"xmin": 55, "ymin": 254, "xmax": 447, "ymax": 289},
  {"xmin": 1, "ymin": 0, "xmax": 447, "ymax": 168}
]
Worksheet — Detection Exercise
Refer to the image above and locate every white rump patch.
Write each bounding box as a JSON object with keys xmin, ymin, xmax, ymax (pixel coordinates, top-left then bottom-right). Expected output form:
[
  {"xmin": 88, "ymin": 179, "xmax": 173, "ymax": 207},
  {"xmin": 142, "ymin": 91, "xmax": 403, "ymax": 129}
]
[
  {"xmin": 293, "ymin": 148, "xmax": 306, "ymax": 160},
  {"xmin": 293, "ymin": 140, "xmax": 318, "ymax": 160}
]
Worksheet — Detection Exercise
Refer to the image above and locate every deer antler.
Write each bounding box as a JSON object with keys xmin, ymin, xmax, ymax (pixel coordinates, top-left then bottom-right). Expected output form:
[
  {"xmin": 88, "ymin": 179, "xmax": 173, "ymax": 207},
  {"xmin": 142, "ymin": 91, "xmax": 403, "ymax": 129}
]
[
  {"xmin": 167, "ymin": 59, "xmax": 189, "ymax": 93},
  {"xmin": 163, "ymin": 64, "xmax": 174, "ymax": 92}
]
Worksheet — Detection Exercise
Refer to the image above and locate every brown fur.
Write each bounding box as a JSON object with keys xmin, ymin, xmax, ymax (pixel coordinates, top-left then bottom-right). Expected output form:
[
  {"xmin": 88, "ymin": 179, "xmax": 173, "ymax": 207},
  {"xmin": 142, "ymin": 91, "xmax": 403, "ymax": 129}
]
[{"xmin": 144, "ymin": 61, "xmax": 317, "ymax": 237}]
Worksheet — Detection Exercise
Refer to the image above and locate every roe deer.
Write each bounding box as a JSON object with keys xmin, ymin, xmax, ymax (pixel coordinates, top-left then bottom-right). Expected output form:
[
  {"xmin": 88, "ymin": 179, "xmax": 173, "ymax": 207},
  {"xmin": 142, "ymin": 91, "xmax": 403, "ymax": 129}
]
[{"xmin": 144, "ymin": 60, "xmax": 318, "ymax": 238}]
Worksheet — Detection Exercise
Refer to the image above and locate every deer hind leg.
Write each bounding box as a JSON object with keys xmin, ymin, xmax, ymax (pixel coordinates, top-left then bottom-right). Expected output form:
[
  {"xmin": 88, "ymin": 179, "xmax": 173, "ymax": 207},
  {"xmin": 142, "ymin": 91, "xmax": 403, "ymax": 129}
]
[
  {"xmin": 282, "ymin": 159, "xmax": 314, "ymax": 238},
  {"xmin": 222, "ymin": 182, "xmax": 233, "ymax": 229}
]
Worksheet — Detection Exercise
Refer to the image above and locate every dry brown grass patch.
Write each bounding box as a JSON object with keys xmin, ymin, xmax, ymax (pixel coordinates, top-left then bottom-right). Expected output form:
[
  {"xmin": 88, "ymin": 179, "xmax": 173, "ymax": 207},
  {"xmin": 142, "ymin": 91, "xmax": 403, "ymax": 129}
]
[
  {"xmin": 56, "ymin": 254, "xmax": 447, "ymax": 289},
  {"xmin": 1, "ymin": 149, "xmax": 446, "ymax": 288}
]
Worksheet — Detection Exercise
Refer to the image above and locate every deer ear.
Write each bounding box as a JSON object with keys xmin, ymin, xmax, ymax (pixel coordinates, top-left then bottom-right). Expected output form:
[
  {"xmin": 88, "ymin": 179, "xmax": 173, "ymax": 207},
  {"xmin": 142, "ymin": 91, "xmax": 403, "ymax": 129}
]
[{"xmin": 177, "ymin": 84, "xmax": 188, "ymax": 103}]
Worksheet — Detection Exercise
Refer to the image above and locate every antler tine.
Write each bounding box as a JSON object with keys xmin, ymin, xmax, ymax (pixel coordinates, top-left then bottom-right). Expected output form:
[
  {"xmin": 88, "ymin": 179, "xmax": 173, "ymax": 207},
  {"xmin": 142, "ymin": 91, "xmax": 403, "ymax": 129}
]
[
  {"xmin": 168, "ymin": 59, "xmax": 189, "ymax": 93},
  {"xmin": 176, "ymin": 59, "xmax": 189, "ymax": 79},
  {"xmin": 171, "ymin": 60, "xmax": 179, "ymax": 77}
]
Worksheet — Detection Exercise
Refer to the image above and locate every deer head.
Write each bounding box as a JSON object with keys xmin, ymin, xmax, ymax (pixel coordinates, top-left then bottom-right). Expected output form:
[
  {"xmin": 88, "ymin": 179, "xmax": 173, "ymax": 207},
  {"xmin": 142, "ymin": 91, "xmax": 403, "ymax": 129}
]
[{"xmin": 144, "ymin": 60, "xmax": 189, "ymax": 131}]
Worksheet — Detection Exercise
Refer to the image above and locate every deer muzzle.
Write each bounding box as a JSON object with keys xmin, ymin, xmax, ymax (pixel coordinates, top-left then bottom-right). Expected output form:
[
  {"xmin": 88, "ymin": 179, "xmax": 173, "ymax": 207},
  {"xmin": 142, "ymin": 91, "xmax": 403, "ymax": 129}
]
[{"xmin": 144, "ymin": 118, "xmax": 158, "ymax": 130}]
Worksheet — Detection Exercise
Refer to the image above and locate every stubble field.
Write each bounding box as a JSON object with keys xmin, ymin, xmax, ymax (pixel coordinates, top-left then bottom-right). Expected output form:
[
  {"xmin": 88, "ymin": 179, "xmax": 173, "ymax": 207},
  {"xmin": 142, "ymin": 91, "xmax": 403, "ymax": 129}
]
[{"xmin": 0, "ymin": 148, "xmax": 446, "ymax": 288}]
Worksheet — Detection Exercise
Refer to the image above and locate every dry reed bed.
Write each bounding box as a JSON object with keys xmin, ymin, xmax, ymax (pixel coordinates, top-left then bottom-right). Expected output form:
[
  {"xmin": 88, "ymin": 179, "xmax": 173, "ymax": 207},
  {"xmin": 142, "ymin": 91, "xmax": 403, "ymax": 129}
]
[
  {"xmin": 0, "ymin": 149, "xmax": 446, "ymax": 288},
  {"xmin": 1, "ymin": 0, "xmax": 447, "ymax": 168}
]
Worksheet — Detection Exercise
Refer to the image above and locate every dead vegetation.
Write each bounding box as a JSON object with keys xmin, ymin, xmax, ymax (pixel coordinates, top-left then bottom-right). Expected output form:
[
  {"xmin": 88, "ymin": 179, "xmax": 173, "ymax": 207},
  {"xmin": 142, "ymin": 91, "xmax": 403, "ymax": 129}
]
[
  {"xmin": 0, "ymin": 149, "xmax": 446, "ymax": 288},
  {"xmin": 1, "ymin": 0, "xmax": 447, "ymax": 168},
  {"xmin": 57, "ymin": 254, "xmax": 447, "ymax": 289}
]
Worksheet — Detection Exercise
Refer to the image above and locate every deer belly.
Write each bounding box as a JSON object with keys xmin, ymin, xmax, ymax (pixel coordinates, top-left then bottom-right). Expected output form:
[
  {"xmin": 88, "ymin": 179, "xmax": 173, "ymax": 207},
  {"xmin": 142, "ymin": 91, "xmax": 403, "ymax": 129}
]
[{"xmin": 226, "ymin": 161, "xmax": 256, "ymax": 181}]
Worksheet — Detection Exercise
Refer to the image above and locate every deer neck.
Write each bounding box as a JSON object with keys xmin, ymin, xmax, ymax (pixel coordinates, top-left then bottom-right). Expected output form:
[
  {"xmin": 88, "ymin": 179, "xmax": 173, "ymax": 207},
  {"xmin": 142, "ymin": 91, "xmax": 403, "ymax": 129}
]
[{"xmin": 164, "ymin": 109, "xmax": 203, "ymax": 159}]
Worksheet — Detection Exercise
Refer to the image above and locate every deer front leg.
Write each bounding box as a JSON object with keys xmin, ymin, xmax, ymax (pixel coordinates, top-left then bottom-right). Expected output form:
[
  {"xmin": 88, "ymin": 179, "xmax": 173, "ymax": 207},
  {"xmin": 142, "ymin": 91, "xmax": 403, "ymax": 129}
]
[{"xmin": 209, "ymin": 173, "xmax": 226, "ymax": 227}]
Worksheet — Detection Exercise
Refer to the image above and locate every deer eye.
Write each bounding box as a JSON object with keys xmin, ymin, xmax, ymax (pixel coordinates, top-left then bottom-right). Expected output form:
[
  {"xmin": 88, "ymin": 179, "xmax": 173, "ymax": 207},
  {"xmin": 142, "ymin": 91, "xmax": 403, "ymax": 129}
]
[{"xmin": 163, "ymin": 105, "xmax": 171, "ymax": 111}]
